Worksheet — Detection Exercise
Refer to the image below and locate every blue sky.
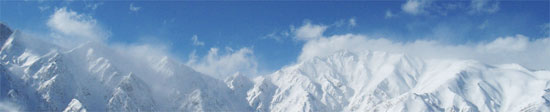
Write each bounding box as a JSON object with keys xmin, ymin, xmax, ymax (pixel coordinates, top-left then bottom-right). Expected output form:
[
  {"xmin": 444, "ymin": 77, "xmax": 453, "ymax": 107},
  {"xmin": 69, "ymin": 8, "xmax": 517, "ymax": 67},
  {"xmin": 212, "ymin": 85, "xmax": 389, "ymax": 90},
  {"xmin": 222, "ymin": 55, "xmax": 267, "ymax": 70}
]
[{"xmin": 1, "ymin": 0, "xmax": 549, "ymax": 77}]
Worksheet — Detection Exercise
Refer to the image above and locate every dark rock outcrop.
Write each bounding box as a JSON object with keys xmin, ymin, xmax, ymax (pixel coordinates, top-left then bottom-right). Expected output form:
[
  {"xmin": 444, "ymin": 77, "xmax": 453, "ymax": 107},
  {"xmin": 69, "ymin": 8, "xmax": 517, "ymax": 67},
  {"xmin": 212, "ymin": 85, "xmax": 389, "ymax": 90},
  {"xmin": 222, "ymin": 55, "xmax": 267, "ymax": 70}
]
[{"xmin": 0, "ymin": 23, "xmax": 13, "ymax": 45}]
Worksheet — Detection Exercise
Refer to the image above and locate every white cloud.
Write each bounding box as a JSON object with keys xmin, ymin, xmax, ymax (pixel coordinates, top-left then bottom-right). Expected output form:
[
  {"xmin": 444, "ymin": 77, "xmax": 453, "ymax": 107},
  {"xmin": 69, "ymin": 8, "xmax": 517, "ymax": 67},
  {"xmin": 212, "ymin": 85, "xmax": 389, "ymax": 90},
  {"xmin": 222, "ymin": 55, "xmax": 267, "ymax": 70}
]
[
  {"xmin": 186, "ymin": 47, "xmax": 258, "ymax": 79},
  {"xmin": 385, "ymin": 10, "xmax": 395, "ymax": 19},
  {"xmin": 47, "ymin": 7, "xmax": 108, "ymax": 43},
  {"xmin": 264, "ymin": 18, "xmax": 354, "ymax": 43},
  {"xmin": 294, "ymin": 21, "xmax": 328, "ymax": 41},
  {"xmin": 129, "ymin": 3, "xmax": 141, "ymax": 12},
  {"xmin": 402, "ymin": 0, "xmax": 420, "ymax": 14},
  {"xmin": 299, "ymin": 33, "xmax": 550, "ymax": 70},
  {"xmin": 348, "ymin": 18, "xmax": 357, "ymax": 27},
  {"xmin": 44, "ymin": 8, "xmax": 187, "ymax": 80},
  {"xmin": 191, "ymin": 35, "xmax": 205, "ymax": 46},
  {"xmin": 42, "ymin": 7, "xmax": 264, "ymax": 100},
  {"xmin": 45, "ymin": 7, "xmax": 260, "ymax": 80},
  {"xmin": 402, "ymin": 0, "xmax": 431, "ymax": 15},
  {"xmin": 469, "ymin": 0, "xmax": 499, "ymax": 14}
]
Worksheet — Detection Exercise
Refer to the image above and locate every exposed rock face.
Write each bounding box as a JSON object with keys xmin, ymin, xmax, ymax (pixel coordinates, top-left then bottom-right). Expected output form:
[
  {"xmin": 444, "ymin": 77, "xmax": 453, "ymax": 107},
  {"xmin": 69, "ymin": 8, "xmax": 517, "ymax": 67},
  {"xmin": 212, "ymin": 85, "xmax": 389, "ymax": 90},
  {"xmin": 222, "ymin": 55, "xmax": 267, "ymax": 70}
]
[{"xmin": 0, "ymin": 23, "xmax": 13, "ymax": 45}]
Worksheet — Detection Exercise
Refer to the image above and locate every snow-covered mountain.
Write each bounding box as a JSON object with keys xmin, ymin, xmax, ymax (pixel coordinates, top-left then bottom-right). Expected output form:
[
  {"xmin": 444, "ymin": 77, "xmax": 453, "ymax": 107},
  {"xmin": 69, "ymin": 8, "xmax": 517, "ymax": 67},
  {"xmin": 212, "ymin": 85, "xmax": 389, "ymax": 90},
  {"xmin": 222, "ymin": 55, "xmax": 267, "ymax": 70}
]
[
  {"xmin": 1, "ymin": 23, "xmax": 550, "ymax": 112},
  {"xmin": 243, "ymin": 50, "xmax": 550, "ymax": 112},
  {"xmin": 0, "ymin": 24, "xmax": 251, "ymax": 111}
]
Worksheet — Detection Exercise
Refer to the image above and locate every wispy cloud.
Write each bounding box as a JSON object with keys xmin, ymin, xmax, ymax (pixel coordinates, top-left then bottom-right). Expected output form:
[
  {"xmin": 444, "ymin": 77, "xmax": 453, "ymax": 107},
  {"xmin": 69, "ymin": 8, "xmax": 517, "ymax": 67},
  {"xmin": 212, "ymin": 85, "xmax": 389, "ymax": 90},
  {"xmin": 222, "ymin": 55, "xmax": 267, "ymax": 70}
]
[
  {"xmin": 47, "ymin": 7, "xmax": 108, "ymax": 45},
  {"xmin": 46, "ymin": 7, "xmax": 261, "ymax": 80},
  {"xmin": 43, "ymin": 7, "xmax": 245, "ymax": 96},
  {"xmin": 294, "ymin": 21, "xmax": 328, "ymax": 41},
  {"xmin": 348, "ymin": 18, "xmax": 357, "ymax": 27},
  {"xmin": 86, "ymin": 2, "xmax": 103, "ymax": 10},
  {"xmin": 469, "ymin": 0, "xmax": 499, "ymax": 14},
  {"xmin": 298, "ymin": 32, "xmax": 550, "ymax": 70},
  {"xmin": 129, "ymin": 3, "xmax": 141, "ymax": 12},
  {"xmin": 38, "ymin": 5, "xmax": 50, "ymax": 12},
  {"xmin": 478, "ymin": 20, "xmax": 489, "ymax": 29},
  {"xmin": 191, "ymin": 35, "xmax": 205, "ymax": 46},
  {"xmin": 260, "ymin": 24, "xmax": 296, "ymax": 43},
  {"xmin": 402, "ymin": 0, "xmax": 431, "ymax": 15},
  {"xmin": 400, "ymin": 0, "xmax": 499, "ymax": 16},
  {"xmin": 385, "ymin": 10, "xmax": 395, "ymax": 19},
  {"xmin": 284, "ymin": 20, "xmax": 550, "ymax": 70},
  {"xmin": 187, "ymin": 47, "xmax": 258, "ymax": 79},
  {"xmin": 541, "ymin": 23, "xmax": 550, "ymax": 37},
  {"xmin": 262, "ymin": 32, "xmax": 284, "ymax": 43},
  {"xmin": 264, "ymin": 18, "xmax": 355, "ymax": 43}
]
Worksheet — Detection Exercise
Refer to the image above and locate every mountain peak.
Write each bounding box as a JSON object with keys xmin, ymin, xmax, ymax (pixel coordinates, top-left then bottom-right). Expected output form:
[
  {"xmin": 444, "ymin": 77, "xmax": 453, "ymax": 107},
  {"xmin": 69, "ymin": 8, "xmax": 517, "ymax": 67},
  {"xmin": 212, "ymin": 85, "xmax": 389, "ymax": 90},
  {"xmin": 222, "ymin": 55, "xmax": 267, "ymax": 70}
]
[
  {"xmin": 0, "ymin": 23, "xmax": 13, "ymax": 46},
  {"xmin": 63, "ymin": 99, "xmax": 87, "ymax": 112},
  {"xmin": 249, "ymin": 50, "xmax": 550, "ymax": 112}
]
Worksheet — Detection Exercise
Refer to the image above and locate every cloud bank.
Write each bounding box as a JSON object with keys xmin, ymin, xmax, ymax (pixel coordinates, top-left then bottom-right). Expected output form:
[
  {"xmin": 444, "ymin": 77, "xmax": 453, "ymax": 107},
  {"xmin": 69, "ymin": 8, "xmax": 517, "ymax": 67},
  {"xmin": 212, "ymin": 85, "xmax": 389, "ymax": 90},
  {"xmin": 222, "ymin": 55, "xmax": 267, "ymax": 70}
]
[
  {"xmin": 45, "ymin": 7, "xmax": 259, "ymax": 80},
  {"xmin": 298, "ymin": 31, "xmax": 550, "ymax": 70},
  {"xmin": 263, "ymin": 18, "xmax": 550, "ymax": 70},
  {"xmin": 43, "ymin": 6, "xmax": 550, "ymax": 84}
]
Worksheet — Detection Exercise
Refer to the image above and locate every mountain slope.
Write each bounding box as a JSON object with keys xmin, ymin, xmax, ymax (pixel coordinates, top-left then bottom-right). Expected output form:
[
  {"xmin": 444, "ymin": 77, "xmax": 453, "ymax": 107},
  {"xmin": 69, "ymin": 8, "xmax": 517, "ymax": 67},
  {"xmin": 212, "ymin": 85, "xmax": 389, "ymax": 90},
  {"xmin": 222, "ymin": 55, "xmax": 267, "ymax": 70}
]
[
  {"xmin": 245, "ymin": 50, "xmax": 550, "ymax": 112},
  {"xmin": 0, "ymin": 24, "xmax": 251, "ymax": 111}
]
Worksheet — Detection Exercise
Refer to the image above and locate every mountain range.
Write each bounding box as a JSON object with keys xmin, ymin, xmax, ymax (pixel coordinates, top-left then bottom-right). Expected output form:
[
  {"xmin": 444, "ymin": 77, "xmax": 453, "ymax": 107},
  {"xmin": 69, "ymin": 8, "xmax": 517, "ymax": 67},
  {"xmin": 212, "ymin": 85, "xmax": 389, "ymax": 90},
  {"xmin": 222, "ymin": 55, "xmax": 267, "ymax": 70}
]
[{"xmin": 1, "ymin": 23, "xmax": 549, "ymax": 112}]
